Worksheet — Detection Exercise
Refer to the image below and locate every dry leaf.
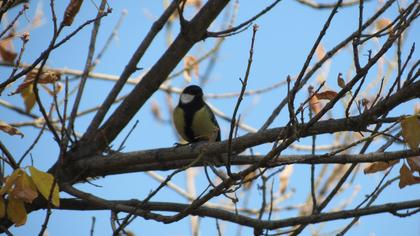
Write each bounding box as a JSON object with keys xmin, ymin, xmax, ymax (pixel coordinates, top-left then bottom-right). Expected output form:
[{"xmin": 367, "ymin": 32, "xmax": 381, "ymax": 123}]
[
  {"xmin": 14, "ymin": 70, "xmax": 61, "ymax": 94},
  {"xmin": 0, "ymin": 120, "xmax": 23, "ymax": 137},
  {"xmin": 364, "ymin": 160, "xmax": 399, "ymax": 174},
  {"xmin": 309, "ymin": 86, "xmax": 321, "ymax": 115},
  {"xmin": 41, "ymin": 82, "xmax": 63, "ymax": 96},
  {"xmin": 337, "ymin": 73, "xmax": 346, "ymax": 88},
  {"xmin": 361, "ymin": 98, "xmax": 371, "ymax": 111},
  {"xmin": 126, "ymin": 231, "xmax": 135, "ymax": 236},
  {"xmin": 0, "ymin": 169, "xmax": 23, "ymax": 195},
  {"xmin": 151, "ymin": 99, "xmax": 163, "ymax": 122},
  {"xmin": 315, "ymin": 44, "xmax": 325, "ymax": 61},
  {"xmin": 376, "ymin": 18, "xmax": 392, "ymax": 33},
  {"xmin": 279, "ymin": 165, "xmax": 293, "ymax": 194},
  {"xmin": 63, "ymin": 0, "xmax": 84, "ymax": 26},
  {"xmin": 243, "ymin": 171, "xmax": 256, "ymax": 189},
  {"xmin": 0, "ymin": 38, "xmax": 17, "ymax": 63},
  {"xmin": 401, "ymin": 116, "xmax": 420, "ymax": 151},
  {"xmin": 29, "ymin": 167, "xmax": 60, "ymax": 207},
  {"xmin": 0, "ymin": 198, "xmax": 5, "ymax": 218},
  {"xmin": 399, "ymin": 163, "xmax": 420, "ymax": 189},
  {"xmin": 20, "ymin": 84, "xmax": 36, "ymax": 112},
  {"xmin": 414, "ymin": 103, "xmax": 420, "ymax": 115},
  {"xmin": 315, "ymin": 90, "xmax": 338, "ymax": 101},
  {"xmin": 183, "ymin": 55, "xmax": 199, "ymax": 82},
  {"xmin": 407, "ymin": 157, "xmax": 420, "ymax": 174},
  {"xmin": 31, "ymin": 2, "xmax": 45, "ymax": 28},
  {"xmin": 10, "ymin": 172, "xmax": 38, "ymax": 203},
  {"xmin": 186, "ymin": 0, "xmax": 202, "ymax": 8},
  {"xmin": 7, "ymin": 198, "xmax": 27, "ymax": 226}
]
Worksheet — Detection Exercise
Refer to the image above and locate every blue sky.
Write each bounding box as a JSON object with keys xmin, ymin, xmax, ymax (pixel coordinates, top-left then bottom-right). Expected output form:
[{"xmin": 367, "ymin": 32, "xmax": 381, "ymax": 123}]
[{"xmin": 1, "ymin": 0, "xmax": 419, "ymax": 235}]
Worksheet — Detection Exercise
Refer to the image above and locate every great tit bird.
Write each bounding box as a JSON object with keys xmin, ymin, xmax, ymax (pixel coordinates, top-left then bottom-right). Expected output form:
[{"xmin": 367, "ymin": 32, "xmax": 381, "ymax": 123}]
[{"xmin": 173, "ymin": 85, "xmax": 221, "ymax": 143}]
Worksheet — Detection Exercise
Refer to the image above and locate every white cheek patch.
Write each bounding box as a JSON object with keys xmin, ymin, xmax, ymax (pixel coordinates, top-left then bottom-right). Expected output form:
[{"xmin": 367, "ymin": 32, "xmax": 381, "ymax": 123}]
[{"xmin": 180, "ymin": 94, "xmax": 195, "ymax": 104}]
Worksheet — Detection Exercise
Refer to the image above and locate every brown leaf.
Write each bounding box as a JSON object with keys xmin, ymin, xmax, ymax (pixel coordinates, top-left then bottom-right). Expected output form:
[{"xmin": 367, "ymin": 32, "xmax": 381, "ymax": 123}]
[
  {"xmin": 401, "ymin": 116, "xmax": 420, "ymax": 151},
  {"xmin": 186, "ymin": 0, "xmax": 202, "ymax": 8},
  {"xmin": 0, "ymin": 120, "xmax": 23, "ymax": 137},
  {"xmin": 315, "ymin": 90, "xmax": 338, "ymax": 101},
  {"xmin": 151, "ymin": 99, "xmax": 163, "ymax": 122},
  {"xmin": 399, "ymin": 163, "xmax": 420, "ymax": 189},
  {"xmin": 31, "ymin": 3, "xmax": 45, "ymax": 28},
  {"xmin": 7, "ymin": 198, "xmax": 27, "ymax": 226},
  {"xmin": 337, "ymin": 73, "xmax": 346, "ymax": 88},
  {"xmin": 41, "ymin": 82, "xmax": 63, "ymax": 96},
  {"xmin": 279, "ymin": 165, "xmax": 293, "ymax": 194},
  {"xmin": 0, "ymin": 198, "xmax": 5, "ymax": 218},
  {"xmin": 308, "ymin": 86, "xmax": 321, "ymax": 115},
  {"xmin": 63, "ymin": 0, "xmax": 84, "ymax": 26},
  {"xmin": 315, "ymin": 44, "xmax": 325, "ymax": 61},
  {"xmin": 13, "ymin": 70, "xmax": 61, "ymax": 95},
  {"xmin": 414, "ymin": 103, "xmax": 420, "ymax": 115},
  {"xmin": 183, "ymin": 55, "xmax": 199, "ymax": 82},
  {"xmin": 0, "ymin": 169, "xmax": 23, "ymax": 195},
  {"xmin": 364, "ymin": 160, "xmax": 399, "ymax": 174},
  {"xmin": 407, "ymin": 157, "xmax": 420, "ymax": 175},
  {"xmin": 20, "ymin": 84, "xmax": 36, "ymax": 112},
  {"xmin": 243, "ymin": 171, "xmax": 256, "ymax": 189},
  {"xmin": 0, "ymin": 38, "xmax": 17, "ymax": 63},
  {"xmin": 376, "ymin": 18, "xmax": 392, "ymax": 33},
  {"xmin": 9, "ymin": 172, "xmax": 38, "ymax": 203}
]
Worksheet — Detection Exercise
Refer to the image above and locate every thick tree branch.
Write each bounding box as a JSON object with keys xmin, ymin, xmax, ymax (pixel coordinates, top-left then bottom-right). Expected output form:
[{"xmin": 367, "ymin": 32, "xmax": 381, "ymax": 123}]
[
  {"xmin": 78, "ymin": 0, "xmax": 230, "ymax": 157},
  {"xmin": 49, "ymin": 198, "xmax": 420, "ymax": 230}
]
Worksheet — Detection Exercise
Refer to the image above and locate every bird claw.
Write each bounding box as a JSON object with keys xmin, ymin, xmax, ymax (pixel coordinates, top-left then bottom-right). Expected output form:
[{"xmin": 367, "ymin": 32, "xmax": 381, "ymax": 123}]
[{"xmin": 174, "ymin": 142, "xmax": 190, "ymax": 147}]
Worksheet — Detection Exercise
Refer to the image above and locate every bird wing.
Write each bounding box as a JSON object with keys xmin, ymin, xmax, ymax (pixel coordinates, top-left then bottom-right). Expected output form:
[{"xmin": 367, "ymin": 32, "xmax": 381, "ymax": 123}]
[
  {"xmin": 191, "ymin": 103, "xmax": 221, "ymax": 142},
  {"xmin": 173, "ymin": 106, "xmax": 189, "ymax": 142}
]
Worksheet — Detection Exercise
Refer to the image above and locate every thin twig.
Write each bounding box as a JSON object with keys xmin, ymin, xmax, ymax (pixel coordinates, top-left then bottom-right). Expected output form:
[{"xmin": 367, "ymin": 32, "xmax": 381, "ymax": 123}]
[
  {"xmin": 67, "ymin": 0, "xmax": 107, "ymax": 142},
  {"xmin": 227, "ymin": 24, "xmax": 258, "ymax": 177}
]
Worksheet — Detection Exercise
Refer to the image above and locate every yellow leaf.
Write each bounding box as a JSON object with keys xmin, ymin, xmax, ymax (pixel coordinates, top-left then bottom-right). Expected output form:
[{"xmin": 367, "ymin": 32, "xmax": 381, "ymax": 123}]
[
  {"xmin": 7, "ymin": 198, "xmax": 27, "ymax": 226},
  {"xmin": 10, "ymin": 172, "xmax": 38, "ymax": 203},
  {"xmin": 401, "ymin": 116, "xmax": 420, "ymax": 151},
  {"xmin": 0, "ymin": 120, "xmax": 24, "ymax": 137},
  {"xmin": 0, "ymin": 198, "xmax": 5, "ymax": 218},
  {"xmin": 0, "ymin": 169, "xmax": 24, "ymax": 195},
  {"xmin": 399, "ymin": 163, "xmax": 420, "ymax": 189},
  {"xmin": 364, "ymin": 160, "xmax": 399, "ymax": 174},
  {"xmin": 29, "ymin": 167, "xmax": 60, "ymax": 207}
]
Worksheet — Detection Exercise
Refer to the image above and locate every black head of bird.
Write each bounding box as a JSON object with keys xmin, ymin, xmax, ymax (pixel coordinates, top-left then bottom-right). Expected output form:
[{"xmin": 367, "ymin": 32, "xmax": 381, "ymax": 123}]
[{"xmin": 173, "ymin": 85, "xmax": 221, "ymax": 143}]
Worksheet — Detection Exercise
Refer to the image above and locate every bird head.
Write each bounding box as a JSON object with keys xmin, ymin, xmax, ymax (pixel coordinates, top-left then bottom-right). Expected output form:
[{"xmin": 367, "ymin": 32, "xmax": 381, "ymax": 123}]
[{"xmin": 179, "ymin": 85, "xmax": 203, "ymax": 105}]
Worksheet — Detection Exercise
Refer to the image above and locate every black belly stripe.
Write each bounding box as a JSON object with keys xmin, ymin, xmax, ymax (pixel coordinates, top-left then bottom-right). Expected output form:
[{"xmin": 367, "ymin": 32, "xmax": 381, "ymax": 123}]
[
  {"xmin": 180, "ymin": 98, "xmax": 203, "ymax": 143},
  {"xmin": 183, "ymin": 109, "xmax": 196, "ymax": 142}
]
